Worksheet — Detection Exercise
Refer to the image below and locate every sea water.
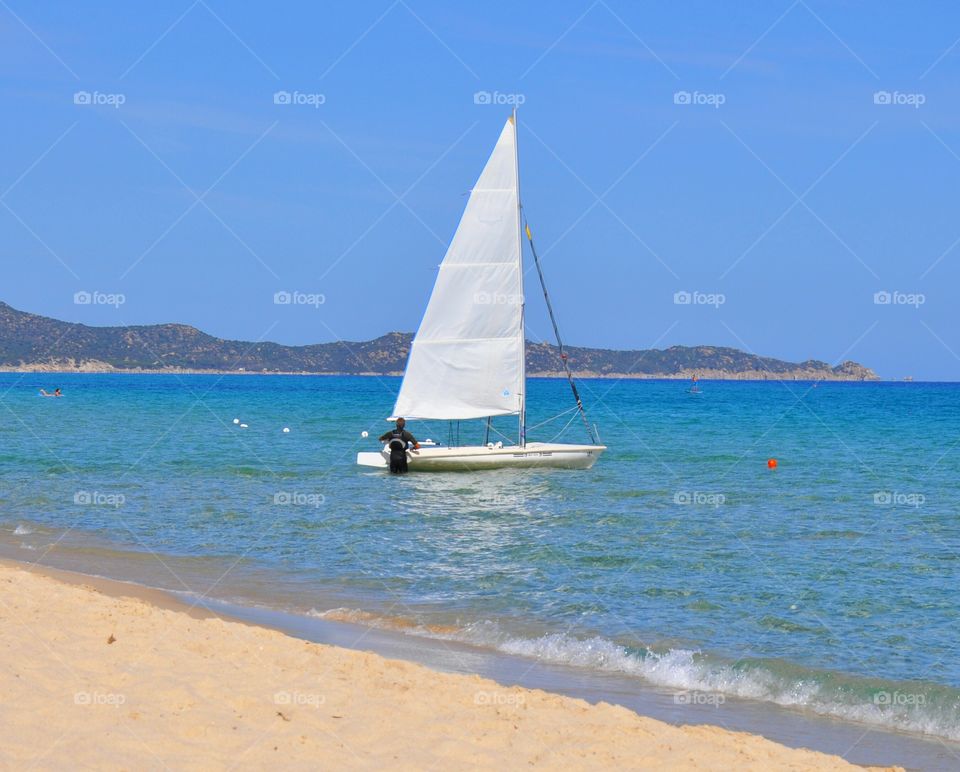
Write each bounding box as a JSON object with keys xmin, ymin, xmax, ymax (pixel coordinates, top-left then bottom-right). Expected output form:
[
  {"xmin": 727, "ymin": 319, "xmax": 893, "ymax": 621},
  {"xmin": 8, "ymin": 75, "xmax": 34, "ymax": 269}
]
[{"xmin": 1, "ymin": 373, "xmax": 959, "ymax": 747}]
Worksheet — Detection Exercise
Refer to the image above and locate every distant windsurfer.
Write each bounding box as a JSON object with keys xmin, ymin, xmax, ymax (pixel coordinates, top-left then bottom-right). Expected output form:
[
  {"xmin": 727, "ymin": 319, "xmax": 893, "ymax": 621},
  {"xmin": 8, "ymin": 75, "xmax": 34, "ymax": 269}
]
[{"xmin": 379, "ymin": 418, "xmax": 420, "ymax": 473}]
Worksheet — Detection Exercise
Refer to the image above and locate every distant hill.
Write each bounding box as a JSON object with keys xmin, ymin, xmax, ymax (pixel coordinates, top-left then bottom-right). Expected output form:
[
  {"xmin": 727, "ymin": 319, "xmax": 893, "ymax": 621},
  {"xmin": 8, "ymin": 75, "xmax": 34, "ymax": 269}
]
[{"xmin": 0, "ymin": 302, "xmax": 878, "ymax": 380}]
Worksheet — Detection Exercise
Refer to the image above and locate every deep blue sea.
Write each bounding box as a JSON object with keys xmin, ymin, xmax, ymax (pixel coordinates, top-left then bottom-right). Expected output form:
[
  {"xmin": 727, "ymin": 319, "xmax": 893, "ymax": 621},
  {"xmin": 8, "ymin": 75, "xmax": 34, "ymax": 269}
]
[{"xmin": 2, "ymin": 373, "xmax": 959, "ymax": 742}]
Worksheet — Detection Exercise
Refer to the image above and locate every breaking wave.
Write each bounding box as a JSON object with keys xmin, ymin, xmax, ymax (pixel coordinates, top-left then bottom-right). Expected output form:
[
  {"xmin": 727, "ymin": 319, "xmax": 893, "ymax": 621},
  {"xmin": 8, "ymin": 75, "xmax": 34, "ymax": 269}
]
[{"xmin": 313, "ymin": 607, "xmax": 960, "ymax": 742}]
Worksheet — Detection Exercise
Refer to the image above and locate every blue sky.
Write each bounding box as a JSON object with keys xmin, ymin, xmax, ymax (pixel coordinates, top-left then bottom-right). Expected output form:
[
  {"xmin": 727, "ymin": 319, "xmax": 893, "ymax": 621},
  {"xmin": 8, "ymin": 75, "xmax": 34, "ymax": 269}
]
[{"xmin": 3, "ymin": 1, "xmax": 960, "ymax": 378}]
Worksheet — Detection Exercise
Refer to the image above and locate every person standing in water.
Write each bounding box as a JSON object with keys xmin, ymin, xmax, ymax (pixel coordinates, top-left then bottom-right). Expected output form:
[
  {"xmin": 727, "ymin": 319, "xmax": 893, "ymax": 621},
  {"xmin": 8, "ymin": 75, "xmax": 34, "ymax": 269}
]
[{"xmin": 379, "ymin": 418, "xmax": 420, "ymax": 473}]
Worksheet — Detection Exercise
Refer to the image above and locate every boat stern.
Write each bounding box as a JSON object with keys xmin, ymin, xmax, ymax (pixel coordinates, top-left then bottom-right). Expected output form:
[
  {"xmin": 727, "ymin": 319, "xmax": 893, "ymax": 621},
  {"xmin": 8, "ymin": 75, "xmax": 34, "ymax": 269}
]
[{"xmin": 356, "ymin": 450, "xmax": 387, "ymax": 468}]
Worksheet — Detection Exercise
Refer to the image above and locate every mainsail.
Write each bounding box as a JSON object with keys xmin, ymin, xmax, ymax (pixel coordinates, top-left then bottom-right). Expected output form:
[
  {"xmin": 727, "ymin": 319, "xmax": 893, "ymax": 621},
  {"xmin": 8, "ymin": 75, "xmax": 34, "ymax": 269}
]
[{"xmin": 390, "ymin": 116, "xmax": 524, "ymax": 421}]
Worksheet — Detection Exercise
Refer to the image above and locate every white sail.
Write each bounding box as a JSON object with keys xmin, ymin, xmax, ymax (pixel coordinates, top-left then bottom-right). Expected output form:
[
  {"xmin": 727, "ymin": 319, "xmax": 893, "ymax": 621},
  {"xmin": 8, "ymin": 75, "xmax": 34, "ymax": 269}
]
[{"xmin": 390, "ymin": 116, "xmax": 523, "ymax": 421}]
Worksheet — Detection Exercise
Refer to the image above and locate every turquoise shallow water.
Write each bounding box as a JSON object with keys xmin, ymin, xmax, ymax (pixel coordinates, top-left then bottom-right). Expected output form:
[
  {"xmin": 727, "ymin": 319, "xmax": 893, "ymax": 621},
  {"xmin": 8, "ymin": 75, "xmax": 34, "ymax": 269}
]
[{"xmin": 1, "ymin": 373, "xmax": 959, "ymax": 741}]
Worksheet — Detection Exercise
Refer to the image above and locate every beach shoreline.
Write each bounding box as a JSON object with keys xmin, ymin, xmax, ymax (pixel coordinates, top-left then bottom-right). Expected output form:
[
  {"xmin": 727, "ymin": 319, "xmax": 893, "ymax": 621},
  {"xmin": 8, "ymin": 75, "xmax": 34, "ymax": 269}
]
[
  {"xmin": 0, "ymin": 366, "xmax": 878, "ymax": 380},
  {"xmin": 0, "ymin": 557, "xmax": 897, "ymax": 769}
]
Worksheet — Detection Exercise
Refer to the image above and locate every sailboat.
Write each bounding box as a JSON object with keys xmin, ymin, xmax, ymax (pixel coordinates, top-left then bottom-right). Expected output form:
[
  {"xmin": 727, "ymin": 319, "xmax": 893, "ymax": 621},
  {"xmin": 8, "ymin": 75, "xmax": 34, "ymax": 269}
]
[{"xmin": 357, "ymin": 111, "xmax": 606, "ymax": 472}]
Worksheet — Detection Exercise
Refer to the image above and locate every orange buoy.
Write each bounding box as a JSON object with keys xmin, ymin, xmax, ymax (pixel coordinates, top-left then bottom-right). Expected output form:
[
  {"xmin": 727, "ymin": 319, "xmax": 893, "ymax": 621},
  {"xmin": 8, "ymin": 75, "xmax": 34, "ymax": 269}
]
[{"xmin": 767, "ymin": 458, "xmax": 778, "ymax": 469}]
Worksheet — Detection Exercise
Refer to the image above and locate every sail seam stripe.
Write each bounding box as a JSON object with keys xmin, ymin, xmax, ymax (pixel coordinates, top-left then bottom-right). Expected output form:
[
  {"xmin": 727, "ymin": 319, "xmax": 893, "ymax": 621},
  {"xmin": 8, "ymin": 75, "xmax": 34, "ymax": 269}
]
[
  {"xmin": 412, "ymin": 337, "xmax": 518, "ymax": 344},
  {"xmin": 439, "ymin": 262, "xmax": 516, "ymax": 267}
]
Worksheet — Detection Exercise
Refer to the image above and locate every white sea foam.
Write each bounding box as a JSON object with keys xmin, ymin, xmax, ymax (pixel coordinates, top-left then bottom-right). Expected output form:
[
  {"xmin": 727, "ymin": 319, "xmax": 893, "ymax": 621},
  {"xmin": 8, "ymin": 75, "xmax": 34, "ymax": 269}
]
[
  {"xmin": 13, "ymin": 525, "xmax": 33, "ymax": 535},
  {"xmin": 311, "ymin": 608, "xmax": 960, "ymax": 742}
]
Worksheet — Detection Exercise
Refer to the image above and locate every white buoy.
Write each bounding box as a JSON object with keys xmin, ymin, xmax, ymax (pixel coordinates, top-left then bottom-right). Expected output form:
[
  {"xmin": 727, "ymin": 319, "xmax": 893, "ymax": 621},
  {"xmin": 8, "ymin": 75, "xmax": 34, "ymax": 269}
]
[
  {"xmin": 240, "ymin": 423, "xmax": 248, "ymax": 429},
  {"xmin": 233, "ymin": 418, "xmax": 240, "ymax": 424},
  {"xmin": 361, "ymin": 431, "xmax": 369, "ymax": 438},
  {"xmin": 283, "ymin": 427, "xmax": 290, "ymax": 433}
]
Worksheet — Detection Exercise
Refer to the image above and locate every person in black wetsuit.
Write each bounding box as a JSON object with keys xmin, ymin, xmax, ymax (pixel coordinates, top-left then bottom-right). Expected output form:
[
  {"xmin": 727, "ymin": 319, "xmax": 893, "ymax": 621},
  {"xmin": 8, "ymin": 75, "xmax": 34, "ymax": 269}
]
[{"xmin": 379, "ymin": 418, "xmax": 420, "ymax": 473}]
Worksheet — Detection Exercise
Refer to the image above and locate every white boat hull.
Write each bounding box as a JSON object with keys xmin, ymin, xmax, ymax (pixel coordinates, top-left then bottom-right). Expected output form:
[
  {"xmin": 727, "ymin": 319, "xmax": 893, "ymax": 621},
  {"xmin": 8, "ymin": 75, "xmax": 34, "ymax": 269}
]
[{"xmin": 357, "ymin": 442, "xmax": 605, "ymax": 471}]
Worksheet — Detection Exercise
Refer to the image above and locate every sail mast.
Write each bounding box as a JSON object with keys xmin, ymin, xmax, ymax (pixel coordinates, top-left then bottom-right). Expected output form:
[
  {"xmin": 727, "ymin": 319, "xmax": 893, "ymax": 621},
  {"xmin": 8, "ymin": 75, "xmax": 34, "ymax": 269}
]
[{"xmin": 513, "ymin": 108, "xmax": 526, "ymax": 447}]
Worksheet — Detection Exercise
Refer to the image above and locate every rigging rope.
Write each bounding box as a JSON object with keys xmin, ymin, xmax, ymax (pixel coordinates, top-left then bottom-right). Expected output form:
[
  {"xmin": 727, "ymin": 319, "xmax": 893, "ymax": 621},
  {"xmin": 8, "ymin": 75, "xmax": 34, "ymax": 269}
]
[
  {"xmin": 525, "ymin": 404, "xmax": 579, "ymax": 432},
  {"xmin": 523, "ymin": 213, "xmax": 598, "ymax": 445},
  {"xmin": 485, "ymin": 421, "xmax": 516, "ymax": 445},
  {"xmin": 549, "ymin": 407, "xmax": 583, "ymax": 443}
]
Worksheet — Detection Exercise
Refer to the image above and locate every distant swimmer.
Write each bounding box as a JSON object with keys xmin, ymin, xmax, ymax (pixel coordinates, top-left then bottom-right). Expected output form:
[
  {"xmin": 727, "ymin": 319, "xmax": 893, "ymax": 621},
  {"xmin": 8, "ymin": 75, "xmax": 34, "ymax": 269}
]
[
  {"xmin": 39, "ymin": 388, "xmax": 62, "ymax": 397},
  {"xmin": 379, "ymin": 417, "xmax": 420, "ymax": 474}
]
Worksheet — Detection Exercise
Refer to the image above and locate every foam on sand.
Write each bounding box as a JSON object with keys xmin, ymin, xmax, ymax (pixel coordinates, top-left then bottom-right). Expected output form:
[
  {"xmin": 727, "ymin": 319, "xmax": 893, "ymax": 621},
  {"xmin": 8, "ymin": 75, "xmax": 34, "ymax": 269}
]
[{"xmin": 316, "ymin": 608, "xmax": 960, "ymax": 743}]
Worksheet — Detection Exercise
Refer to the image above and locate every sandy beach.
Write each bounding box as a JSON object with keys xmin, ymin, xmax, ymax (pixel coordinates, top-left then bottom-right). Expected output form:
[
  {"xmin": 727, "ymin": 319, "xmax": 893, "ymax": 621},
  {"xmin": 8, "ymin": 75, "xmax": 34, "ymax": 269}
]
[{"xmin": 0, "ymin": 560, "xmax": 895, "ymax": 770}]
